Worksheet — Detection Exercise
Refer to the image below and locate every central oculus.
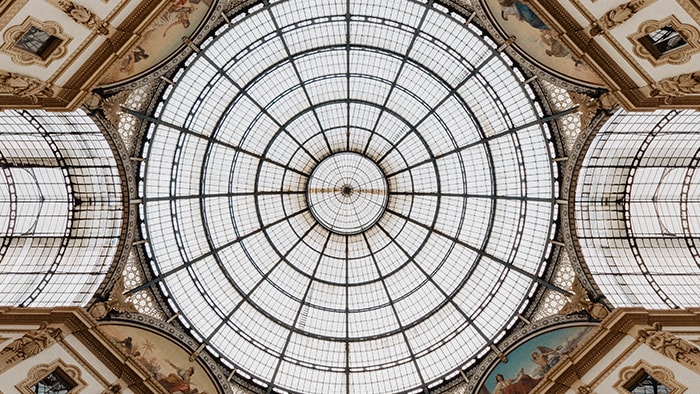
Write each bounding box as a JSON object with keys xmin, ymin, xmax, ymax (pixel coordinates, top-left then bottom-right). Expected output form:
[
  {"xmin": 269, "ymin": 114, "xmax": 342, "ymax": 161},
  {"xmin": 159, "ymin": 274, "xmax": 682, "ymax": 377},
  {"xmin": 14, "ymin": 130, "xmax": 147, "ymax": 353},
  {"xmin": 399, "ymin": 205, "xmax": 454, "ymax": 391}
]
[{"xmin": 307, "ymin": 152, "xmax": 388, "ymax": 235}]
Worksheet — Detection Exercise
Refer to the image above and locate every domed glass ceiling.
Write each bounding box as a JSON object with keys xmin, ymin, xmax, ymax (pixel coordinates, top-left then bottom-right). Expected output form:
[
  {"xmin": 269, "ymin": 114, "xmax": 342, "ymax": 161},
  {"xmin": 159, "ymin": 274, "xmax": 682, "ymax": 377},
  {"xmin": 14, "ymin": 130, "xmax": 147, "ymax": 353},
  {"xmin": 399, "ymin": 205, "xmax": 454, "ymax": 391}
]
[{"xmin": 139, "ymin": 0, "xmax": 558, "ymax": 392}]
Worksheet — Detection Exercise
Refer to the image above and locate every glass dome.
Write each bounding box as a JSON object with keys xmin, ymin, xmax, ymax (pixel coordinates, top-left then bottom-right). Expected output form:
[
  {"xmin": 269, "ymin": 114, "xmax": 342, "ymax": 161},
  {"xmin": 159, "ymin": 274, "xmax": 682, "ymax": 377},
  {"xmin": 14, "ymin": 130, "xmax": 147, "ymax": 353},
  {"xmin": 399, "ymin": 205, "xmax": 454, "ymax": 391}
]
[{"xmin": 139, "ymin": 0, "xmax": 559, "ymax": 392}]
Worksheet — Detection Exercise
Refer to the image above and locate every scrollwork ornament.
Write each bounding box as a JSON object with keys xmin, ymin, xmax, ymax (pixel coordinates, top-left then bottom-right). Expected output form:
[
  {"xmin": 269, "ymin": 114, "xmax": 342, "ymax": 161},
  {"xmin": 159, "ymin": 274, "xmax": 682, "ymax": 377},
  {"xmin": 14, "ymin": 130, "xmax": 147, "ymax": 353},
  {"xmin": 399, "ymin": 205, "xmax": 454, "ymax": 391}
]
[
  {"xmin": 650, "ymin": 71, "xmax": 700, "ymax": 97},
  {"xmin": 0, "ymin": 71, "xmax": 55, "ymax": 103},
  {"xmin": 48, "ymin": 0, "xmax": 109, "ymax": 35},
  {"xmin": 638, "ymin": 322, "xmax": 700, "ymax": 370},
  {"xmin": 590, "ymin": 0, "xmax": 654, "ymax": 36},
  {"xmin": 0, "ymin": 322, "xmax": 62, "ymax": 370}
]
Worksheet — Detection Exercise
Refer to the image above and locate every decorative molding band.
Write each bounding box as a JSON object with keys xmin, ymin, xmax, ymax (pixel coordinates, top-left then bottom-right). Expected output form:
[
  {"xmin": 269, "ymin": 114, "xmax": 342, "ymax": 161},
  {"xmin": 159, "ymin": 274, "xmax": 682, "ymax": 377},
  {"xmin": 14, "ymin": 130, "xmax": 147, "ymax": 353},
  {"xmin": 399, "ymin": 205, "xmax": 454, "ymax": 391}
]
[
  {"xmin": 46, "ymin": 0, "xmax": 109, "ymax": 35},
  {"xmin": 613, "ymin": 359, "xmax": 687, "ymax": 394},
  {"xmin": 637, "ymin": 322, "xmax": 700, "ymax": 373},
  {"xmin": 0, "ymin": 17, "xmax": 71, "ymax": 67},
  {"xmin": 629, "ymin": 16, "xmax": 700, "ymax": 66},
  {"xmin": 0, "ymin": 322, "xmax": 63, "ymax": 373},
  {"xmin": 15, "ymin": 358, "xmax": 87, "ymax": 394},
  {"xmin": 590, "ymin": 0, "xmax": 655, "ymax": 36}
]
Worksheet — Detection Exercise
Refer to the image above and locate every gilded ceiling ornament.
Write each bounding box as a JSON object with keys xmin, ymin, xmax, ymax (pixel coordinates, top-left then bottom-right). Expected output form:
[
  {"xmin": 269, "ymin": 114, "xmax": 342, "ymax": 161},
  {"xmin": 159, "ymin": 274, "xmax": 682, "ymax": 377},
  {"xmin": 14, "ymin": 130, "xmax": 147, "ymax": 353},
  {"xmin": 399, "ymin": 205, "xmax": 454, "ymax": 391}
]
[
  {"xmin": 638, "ymin": 322, "xmax": 700, "ymax": 370},
  {"xmin": 650, "ymin": 72, "xmax": 700, "ymax": 97},
  {"xmin": 568, "ymin": 91, "xmax": 616, "ymax": 128},
  {"xmin": 84, "ymin": 90, "xmax": 130, "ymax": 128},
  {"xmin": 88, "ymin": 276, "xmax": 138, "ymax": 320},
  {"xmin": 629, "ymin": 16, "xmax": 700, "ymax": 66},
  {"xmin": 590, "ymin": 0, "xmax": 655, "ymax": 36},
  {"xmin": 577, "ymin": 385, "xmax": 594, "ymax": 394},
  {"xmin": 613, "ymin": 359, "xmax": 687, "ymax": 394},
  {"xmin": 0, "ymin": 17, "xmax": 71, "ymax": 66},
  {"xmin": 47, "ymin": 0, "xmax": 109, "ymax": 35},
  {"xmin": 558, "ymin": 276, "xmax": 609, "ymax": 320},
  {"xmin": 0, "ymin": 71, "xmax": 55, "ymax": 103},
  {"xmin": 0, "ymin": 322, "xmax": 62, "ymax": 370}
]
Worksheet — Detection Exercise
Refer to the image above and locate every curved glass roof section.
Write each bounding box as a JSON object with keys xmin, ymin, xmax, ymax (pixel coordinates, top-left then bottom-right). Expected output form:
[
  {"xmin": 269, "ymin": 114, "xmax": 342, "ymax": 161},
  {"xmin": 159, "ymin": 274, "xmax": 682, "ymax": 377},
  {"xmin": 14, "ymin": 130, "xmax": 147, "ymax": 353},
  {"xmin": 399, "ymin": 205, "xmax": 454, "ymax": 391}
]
[
  {"xmin": 576, "ymin": 109, "xmax": 700, "ymax": 309},
  {"xmin": 139, "ymin": 1, "xmax": 558, "ymax": 392},
  {"xmin": 0, "ymin": 110, "xmax": 123, "ymax": 306}
]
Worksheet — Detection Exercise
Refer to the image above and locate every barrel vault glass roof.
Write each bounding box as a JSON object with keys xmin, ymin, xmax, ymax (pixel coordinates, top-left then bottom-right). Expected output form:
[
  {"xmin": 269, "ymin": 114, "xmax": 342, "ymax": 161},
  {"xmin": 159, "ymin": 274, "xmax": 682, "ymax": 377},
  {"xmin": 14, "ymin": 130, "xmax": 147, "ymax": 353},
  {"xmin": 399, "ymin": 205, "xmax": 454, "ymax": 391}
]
[{"xmin": 138, "ymin": 0, "xmax": 559, "ymax": 392}]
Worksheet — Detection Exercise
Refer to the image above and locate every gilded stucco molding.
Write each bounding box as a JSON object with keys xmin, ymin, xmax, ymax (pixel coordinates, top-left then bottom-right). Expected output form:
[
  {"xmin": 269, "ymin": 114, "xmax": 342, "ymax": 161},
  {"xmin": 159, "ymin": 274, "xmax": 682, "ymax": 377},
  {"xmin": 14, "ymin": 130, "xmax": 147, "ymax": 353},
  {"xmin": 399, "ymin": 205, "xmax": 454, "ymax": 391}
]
[
  {"xmin": 0, "ymin": 17, "xmax": 71, "ymax": 66},
  {"xmin": 0, "ymin": 322, "xmax": 63, "ymax": 372},
  {"xmin": 638, "ymin": 322, "xmax": 700, "ymax": 372},
  {"xmin": 590, "ymin": 0, "xmax": 655, "ymax": 36},
  {"xmin": 0, "ymin": 0, "xmax": 29, "ymax": 31},
  {"xmin": 613, "ymin": 359, "xmax": 687, "ymax": 394},
  {"xmin": 0, "ymin": 71, "xmax": 55, "ymax": 103},
  {"xmin": 650, "ymin": 71, "xmax": 700, "ymax": 98},
  {"xmin": 15, "ymin": 359, "xmax": 87, "ymax": 394},
  {"xmin": 629, "ymin": 16, "xmax": 700, "ymax": 66},
  {"xmin": 46, "ymin": 0, "xmax": 109, "ymax": 35}
]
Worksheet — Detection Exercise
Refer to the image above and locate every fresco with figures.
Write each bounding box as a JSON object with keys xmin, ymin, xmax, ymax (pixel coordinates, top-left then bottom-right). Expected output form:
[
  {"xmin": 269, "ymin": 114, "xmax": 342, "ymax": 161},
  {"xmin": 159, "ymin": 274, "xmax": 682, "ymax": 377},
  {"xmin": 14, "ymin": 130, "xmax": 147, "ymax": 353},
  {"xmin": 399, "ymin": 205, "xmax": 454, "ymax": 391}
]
[
  {"xmin": 477, "ymin": 324, "xmax": 594, "ymax": 394},
  {"xmin": 100, "ymin": 323, "xmax": 218, "ymax": 394},
  {"xmin": 100, "ymin": 0, "xmax": 213, "ymax": 86},
  {"xmin": 482, "ymin": 0, "xmax": 603, "ymax": 87}
]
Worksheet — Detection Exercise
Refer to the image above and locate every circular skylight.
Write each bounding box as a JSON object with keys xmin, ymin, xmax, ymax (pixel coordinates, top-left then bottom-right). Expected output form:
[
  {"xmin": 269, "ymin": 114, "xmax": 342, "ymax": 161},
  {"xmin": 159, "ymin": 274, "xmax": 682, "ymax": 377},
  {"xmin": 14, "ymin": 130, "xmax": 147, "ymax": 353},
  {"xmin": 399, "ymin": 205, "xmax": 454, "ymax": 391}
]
[
  {"xmin": 307, "ymin": 152, "xmax": 388, "ymax": 235},
  {"xmin": 139, "ymin": 1, "xmax": 558, "ymax": 393}
]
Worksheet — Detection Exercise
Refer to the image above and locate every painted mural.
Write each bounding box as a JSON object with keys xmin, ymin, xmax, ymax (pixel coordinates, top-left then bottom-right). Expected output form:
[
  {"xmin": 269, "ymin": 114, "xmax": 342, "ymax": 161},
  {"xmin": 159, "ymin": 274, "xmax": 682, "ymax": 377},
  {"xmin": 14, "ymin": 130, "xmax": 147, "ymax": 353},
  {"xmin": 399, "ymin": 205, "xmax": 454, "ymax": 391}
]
[
  {"xmin": 99, "ymin": 0, "xmax": 213, "ymax": 86},
  {"xmin": 100, "ymin": 323, "xmax": 218, "ymax": 394},
  {"xmin": 482, "ymin": 0, "xmax": 603, "ymax": 87},
  {"xmin": 477, "ymin": 324, "xmax": 594, "ymax": 394}
]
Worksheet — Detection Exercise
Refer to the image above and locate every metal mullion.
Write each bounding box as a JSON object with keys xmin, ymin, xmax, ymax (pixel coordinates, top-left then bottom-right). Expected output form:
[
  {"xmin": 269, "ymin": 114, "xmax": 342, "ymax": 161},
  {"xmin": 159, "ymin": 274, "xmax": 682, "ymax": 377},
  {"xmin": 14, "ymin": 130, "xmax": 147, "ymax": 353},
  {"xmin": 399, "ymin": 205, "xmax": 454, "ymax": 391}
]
[
  {"xmin": 346, "ymin": 0, "xmax": 351, "ymax": 153},
  {"xmin": 203, "ymin": 223, "xmax": 319, "ymax": 344},
  {"xmin": 387, "ymin": 191, "xmax": 554, "ymax": 203},
  {"xmin": 383, "ymin": 207, "xmax": 571, "ymax": 295},
  {"xmin": 263, "ymin": 1, "xmax": 334, "ymax": 154},
  {"xmin": 144, "ymin": 190, "xmax": 306, "ymax": 203},
  {"xmin": 373, "ymin": 49, "xmax": 501, "ymax": 166},
  {"xmin": 383, "ymin": 106, "xmax": 578, "ymax": 180},
  {"xmin": 126, "ymin": 207, "xmax": 309, "ymax": 295},
  {"xmin": 374, "ymin": 223, "xmax": 495, "ymax": 350},
  {"xmin": 123, "ymin": 107, "xmax": 310, "ymax": 179},
  {"xmin": 195, "ymin": 49, "xmax": 325, "ymax": 165},
  {"xmin": 266, "ymin": 231, "xmax": 332, "ymax": 393},
  {"xmin": 362, "ymin": 0, "xmax": 434, "ymax": 156},
  {"xmin": 361, "ymin": 232, "xmax": 428, "ymax": 393}
]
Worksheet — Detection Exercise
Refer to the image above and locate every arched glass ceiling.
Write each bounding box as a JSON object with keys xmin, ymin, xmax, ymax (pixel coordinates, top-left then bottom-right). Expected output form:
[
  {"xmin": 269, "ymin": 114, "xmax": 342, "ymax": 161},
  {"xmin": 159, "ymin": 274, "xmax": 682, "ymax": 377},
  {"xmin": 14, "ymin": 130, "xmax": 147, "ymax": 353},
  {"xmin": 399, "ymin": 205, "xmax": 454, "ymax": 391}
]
[
  {"xmin": 138, "ymin": 1, "xmax": 558, "ymax": 392},
  {"xmin": 576, "ymin": 109, "xmax": 700, "ymax": 309},
  {"xmin": 0, "ymin": 110, "xmax": 123, "ymax": 306}
]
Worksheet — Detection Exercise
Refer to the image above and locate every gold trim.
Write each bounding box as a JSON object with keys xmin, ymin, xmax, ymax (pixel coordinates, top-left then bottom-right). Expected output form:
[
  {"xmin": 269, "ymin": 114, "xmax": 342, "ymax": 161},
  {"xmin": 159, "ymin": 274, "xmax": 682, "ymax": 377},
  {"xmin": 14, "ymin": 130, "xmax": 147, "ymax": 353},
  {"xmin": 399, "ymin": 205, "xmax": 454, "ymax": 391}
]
[
  {"xmin": 0, "ymin": 17, "xmax": 72, "ymax": 67},
  {"xmin": 15, "ymin": 358, "xmax": 88, "ymax": 394},
  {"xmin": 629, "ymin": 16, "xmax": 700, "ymax": 66},
  {"xmin": 0, "ymin": 0, "xmax": 29, "ymax": 31},
  {"xmin": 613, "ymin": 360, "xmax": 687, "ymax": 394}
]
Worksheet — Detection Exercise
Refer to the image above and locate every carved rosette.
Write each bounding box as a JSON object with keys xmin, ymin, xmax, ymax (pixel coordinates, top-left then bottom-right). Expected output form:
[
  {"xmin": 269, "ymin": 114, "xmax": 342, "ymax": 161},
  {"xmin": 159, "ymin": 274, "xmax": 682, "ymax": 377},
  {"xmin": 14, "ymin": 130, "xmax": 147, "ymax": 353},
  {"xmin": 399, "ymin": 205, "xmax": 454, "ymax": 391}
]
[{"xmin": 0, "ymin": 17, "xmax": 71, "ymax": 67}]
